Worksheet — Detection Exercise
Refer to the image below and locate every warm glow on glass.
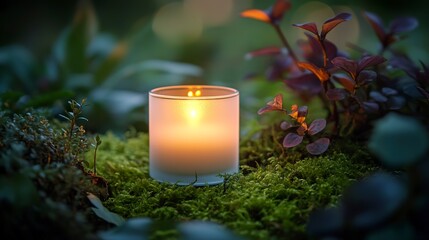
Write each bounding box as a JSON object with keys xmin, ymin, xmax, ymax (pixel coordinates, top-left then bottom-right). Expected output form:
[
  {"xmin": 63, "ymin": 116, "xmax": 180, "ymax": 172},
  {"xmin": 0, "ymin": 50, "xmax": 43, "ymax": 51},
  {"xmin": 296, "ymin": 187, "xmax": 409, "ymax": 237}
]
[{"xmin": 149, "ymin": 85, "xmax": 239, "ymax": 186}]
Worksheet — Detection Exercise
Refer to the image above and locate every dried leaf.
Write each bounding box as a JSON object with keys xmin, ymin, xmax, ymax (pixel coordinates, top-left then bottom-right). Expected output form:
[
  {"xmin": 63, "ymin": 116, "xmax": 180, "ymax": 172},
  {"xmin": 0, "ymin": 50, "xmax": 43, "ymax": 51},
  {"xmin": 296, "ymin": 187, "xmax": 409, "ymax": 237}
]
[
  {"xmin": 331, "ymin": 57, "xmax": 358, "ymax": 79},
  {"xmin": 257, "ymin": 94, "xmax": 284, "ymax": 115},
  {"xmin": 389, "ymin": 17, "xmax": 418, "ymax": 34},
  {"xmin": 326, "ymin": 88, "xmax": 348, "ymax": 101},
  {"xmin": 290, "ymin": 105, "xmax": 308, "ymax": 123},
  {"xmin": 291, "ymin": 104, "xmax": 298, "ymax": 112},
  {"xmin": 306, "ymin": 138, "xmax": 330, "ymax": 155},
  {"xmin": 321, "ymin": 13, "xmax": 352, "ymax": 40},
  {"xmin": 293, "ymin": 22, "xmax": 319, "ymax": 36},
  {"xmin": 271, "ymin": 0, "xmax": 291, "ymax": 23},
  {"xmin": 363, "ymin": 11, "xmax": 386, "ymax": 44},
  {"xmin": 289, "ymin": 104, "xmax": 298, "ymax": 119},
  {"xmin": 370, "ymin": 91, "xmax": 388, "ymax": 103},
  {"xmin": 308, "ymin": 119, "xmax": 327, "ymax": 136},
  {"xmin": 241, "ymin": 9, "xmax": 270, "ymax": 23},
  {"xmin": 358, "ymin": 55, "xmax": 386, "ymax": 72},
  {"xmin": 333, "ymin": 75, "xmax": 355, "ymax": 92},
  {"xmin": 297, "ymin": 122, "xmax": 308, "ymax": 136},
  {"xmin": 280, "ymin": 121, "xmax": 293, "ymax": 130},
  {"xmin": 297, "ymin": 62, "xmax": 330, "ymax": 82},
  {"xmin": 283, "ymin": 132, "xmax": 304, "ymax": 148}
]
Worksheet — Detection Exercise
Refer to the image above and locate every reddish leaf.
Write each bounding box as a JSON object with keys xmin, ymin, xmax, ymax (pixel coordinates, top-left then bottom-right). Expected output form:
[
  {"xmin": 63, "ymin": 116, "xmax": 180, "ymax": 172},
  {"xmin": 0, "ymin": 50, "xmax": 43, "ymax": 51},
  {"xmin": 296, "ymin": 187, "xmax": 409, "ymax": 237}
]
[
  {"xmin": 389, "ymin": 17, "xmax": 418, "ymax": 34},
  {"xmin": 390, "ymin": 54, "xmax": 419, "ymax": 79},
  {"xmin": 388, "ymin": 96, "xmax": 406, "ymax": 110},
  {"xmin": 362, "ymin": 101, "xmax": 379, "ymax": 113},
  {"xmin": 290, "ymin": 105, "xmax": 308, "ymax": 123},
  {"xmin": 323, "ymin": 39, "xmax": 340, "ymax": 64},
  {"xmin": 298, "ymin": 106, "xmax": 308, "ymax": 118},
  {"xmin": 370, "ymin": 91, "xmax": 388, "ymax": 103},
  {"xmin": 420, "ymin": 61, "xmax": 429, "ymax": 77},
  {"xmin": 241, "ymin": 9, "xmax": 271, "ymax": 23},
  {"xmin": 332, "ymin": 75, "xmax": 355, "ymax": 93},
  {"xmin": 291, "ymin": 104, "xmax": 298, "ymax": 112},
  {"xmin": 289, "ymin": 104, "xmax": 298, "ymax": 119},
  {"xmin": 308, "ymin": 119, "xmax": 326, "ymax": 136},
  {"xmin": 358, "ymin": 55, "xmax": 386, "ymax": 72},
  {"xmin": 321, "ymin": 13, "xmax": 352, "ymax": 40},
  {"xmin": 258, "ymin": 94, "xmax": 284, "ymax": 115},
  {"xmin": 293, "ymin": 22, "xmax": 319, "ymax": 36},
  {"xmin": 331, "ymin": 57, "xmax": 358, "ymax": 79},
  {"xmin": 363, "ymin": 11, "xmax": 386, "ymax": 44},
  {"xmin": 417, "ymin": 86, "xmax": 429, "ymax": 102},
  {"xmin": 280, "ymin": 121, "xmax": 293, "ymax": 130},
  {"xmin": 297, "ymin": 62, "xmax": 330, "ymax": 82},
  {"xmin": 271, "ymin": 0, "xmax": 291, "ymax": 23},
  {"xmin": 300, "ymin": 33, "xmax": 339, "ymax": 68},
  {"xmin": 326, "ymin": 88, "xmax": 348, "ymax": 101},
  {"xmin": 283, "ymin": 132, "xmax": 304, "ymax": 148},
  {"xmin": 285, "ymin": 73, "xmax": 323, "ymax": 95},
  {"xmin": 306, "ymin": 138, "xmax": 330, "ymax": 155},
  {"xmin": 245, "ymin": 47, "xmax": 282, "ymax": 59},
  {"xmin": 381, "ymin": 87, "xmax": 398, "ymax": 96},
  {"xmin": 297, "ymin": 122, "xmax": 308, "ymax": 136},
  {"xmin": 356, "ymin": 70, "xmax": 377, "ymax": 85}
]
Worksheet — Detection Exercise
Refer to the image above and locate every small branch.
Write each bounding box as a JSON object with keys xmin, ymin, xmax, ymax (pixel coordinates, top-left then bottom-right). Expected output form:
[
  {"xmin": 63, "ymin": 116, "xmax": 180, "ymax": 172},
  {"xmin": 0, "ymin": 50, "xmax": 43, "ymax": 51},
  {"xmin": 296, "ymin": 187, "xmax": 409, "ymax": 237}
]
[
  {"xmin": 93, "ymin": 145, "xmax": 98, "ymax": 175},
  {"xmin": 273, "ymin": 24, "xmax": 299, "ymax": 66},
  {"xmin": 327, "ymin": 81, "xmax": 340, "ymax": 136},
  {"xmin": 319, "ymin": 39, "xmax": 328, "ymax": 68}
]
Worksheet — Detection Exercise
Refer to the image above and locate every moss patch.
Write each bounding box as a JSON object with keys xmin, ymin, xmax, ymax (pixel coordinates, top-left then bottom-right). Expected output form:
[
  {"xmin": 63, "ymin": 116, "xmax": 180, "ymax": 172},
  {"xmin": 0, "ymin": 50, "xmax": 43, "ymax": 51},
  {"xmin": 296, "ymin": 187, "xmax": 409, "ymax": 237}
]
[{"xmin": 95, "ymin": 130, "xmax": 377, "ymax": 240}]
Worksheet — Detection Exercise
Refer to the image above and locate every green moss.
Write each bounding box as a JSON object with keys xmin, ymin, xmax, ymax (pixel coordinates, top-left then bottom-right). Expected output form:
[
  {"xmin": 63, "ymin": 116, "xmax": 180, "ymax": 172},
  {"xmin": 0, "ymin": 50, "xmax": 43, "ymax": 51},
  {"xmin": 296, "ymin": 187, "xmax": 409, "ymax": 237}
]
[{"xmin": 95, "ymin": 130, "xmax": 377, "ymax": 240}]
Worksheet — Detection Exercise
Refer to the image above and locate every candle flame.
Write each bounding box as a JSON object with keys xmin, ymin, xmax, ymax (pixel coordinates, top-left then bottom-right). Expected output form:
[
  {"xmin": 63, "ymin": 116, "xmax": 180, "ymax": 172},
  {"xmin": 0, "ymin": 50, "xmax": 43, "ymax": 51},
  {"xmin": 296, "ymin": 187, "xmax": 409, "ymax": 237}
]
[{"xmin": 187, "ymin": 89, "xmax": 202, "ymax": 97}]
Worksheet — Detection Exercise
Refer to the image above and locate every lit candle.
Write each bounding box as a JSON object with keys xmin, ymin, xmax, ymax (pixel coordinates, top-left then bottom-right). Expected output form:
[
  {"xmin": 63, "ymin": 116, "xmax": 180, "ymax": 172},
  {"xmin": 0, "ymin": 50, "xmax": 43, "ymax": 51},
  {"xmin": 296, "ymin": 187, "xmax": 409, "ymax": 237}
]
[{"xmin": 149, "ymin": 85, "xmax": 239, "ymax": 185}]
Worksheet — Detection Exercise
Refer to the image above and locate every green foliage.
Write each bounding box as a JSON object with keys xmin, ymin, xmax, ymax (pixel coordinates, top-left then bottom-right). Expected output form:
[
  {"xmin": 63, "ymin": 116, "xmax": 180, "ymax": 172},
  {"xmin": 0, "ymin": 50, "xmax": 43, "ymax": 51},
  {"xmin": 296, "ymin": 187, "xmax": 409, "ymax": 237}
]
[
  {"xmin": 308, "ymin": 113, "xmax": 429, "ymax": 239},
  {"xmin": 88, "ymin": 193, "xmax": 125, "ymax": 226},
  {"xmin": 369, "ymin": 113, "xmax": 429, "ymax": 167},
  {"xmin": 94, "ymin": 128, "xmax": 376, "ymax": 239},
  {"xmin": 0, "ymin": 0, "xmax": 202, "ymax": 133},
  {"xmin": 0, "ymin": 102, "xmax": 108, "ymax": 239}
]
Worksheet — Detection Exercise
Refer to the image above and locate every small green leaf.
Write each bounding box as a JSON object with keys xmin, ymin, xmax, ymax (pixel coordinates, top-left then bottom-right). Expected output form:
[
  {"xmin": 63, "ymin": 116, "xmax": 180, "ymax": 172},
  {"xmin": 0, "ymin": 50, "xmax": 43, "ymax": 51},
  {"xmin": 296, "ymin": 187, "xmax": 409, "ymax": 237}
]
[
  {"xmin": 78, "ymin": 117, "xmax": 89, "ymax": 122},
  {"xmin": 369, "ymin": 113, "xmax": 429, "ymax": 167},
  {"xmin": 87, "ymin": 192, "xmax": 125, "ymax": 226}
]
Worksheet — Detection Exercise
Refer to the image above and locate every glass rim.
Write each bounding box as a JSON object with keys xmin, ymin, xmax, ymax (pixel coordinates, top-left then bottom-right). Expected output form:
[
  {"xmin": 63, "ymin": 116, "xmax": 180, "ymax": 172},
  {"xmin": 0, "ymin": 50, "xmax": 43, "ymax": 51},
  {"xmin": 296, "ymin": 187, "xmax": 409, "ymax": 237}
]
[{"xmin": 149, "ymin": 85, "xmax": 239, "ymax": 100}]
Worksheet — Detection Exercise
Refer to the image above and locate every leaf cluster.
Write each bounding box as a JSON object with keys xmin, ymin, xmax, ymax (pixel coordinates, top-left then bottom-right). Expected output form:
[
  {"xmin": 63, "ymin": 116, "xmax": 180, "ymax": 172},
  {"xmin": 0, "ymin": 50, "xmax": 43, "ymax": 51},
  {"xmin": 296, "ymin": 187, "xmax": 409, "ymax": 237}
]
[
  {"xmin": 243, "ymin": 0, "xmax": 428, "ymax": 154},
  {"xmin": 258, "ymin": 94, "xmax": 329, "ymax": 155},
  {"xmin": 308, "ymin": 113, "xmax": 429, "ymax": 239},
  {"xmin": 0, "ymin": 101, "xmax": 108, "ymax": 239}
]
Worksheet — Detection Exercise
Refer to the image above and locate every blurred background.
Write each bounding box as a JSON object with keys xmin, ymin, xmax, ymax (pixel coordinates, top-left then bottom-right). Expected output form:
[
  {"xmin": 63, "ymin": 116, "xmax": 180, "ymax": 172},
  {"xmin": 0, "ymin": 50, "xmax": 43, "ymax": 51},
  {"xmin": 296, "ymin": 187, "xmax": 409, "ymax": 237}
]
[{"xmin": 1, "ymin": 0, "xmax": 428, "ymax": 134}]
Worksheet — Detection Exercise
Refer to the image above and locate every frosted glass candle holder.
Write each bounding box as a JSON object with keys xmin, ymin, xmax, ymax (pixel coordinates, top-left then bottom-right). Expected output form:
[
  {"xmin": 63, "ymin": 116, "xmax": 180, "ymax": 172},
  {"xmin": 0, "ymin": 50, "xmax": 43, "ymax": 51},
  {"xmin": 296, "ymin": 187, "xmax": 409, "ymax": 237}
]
[{"xmin": 149, "ymin": 85, "xmax": 239, "ymax": 186}]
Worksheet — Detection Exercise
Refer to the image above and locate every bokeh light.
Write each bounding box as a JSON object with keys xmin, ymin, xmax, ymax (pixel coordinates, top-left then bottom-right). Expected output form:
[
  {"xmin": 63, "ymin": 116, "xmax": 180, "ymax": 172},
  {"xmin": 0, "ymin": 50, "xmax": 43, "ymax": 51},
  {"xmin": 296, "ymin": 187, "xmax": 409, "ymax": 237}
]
[
  {"xmin": 184, "ymin": 0, "xmax": 234, "ymax": 27},
  {"xmin": 152, "ymin": 2, "xmax": 202, "ymax": 44}
]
